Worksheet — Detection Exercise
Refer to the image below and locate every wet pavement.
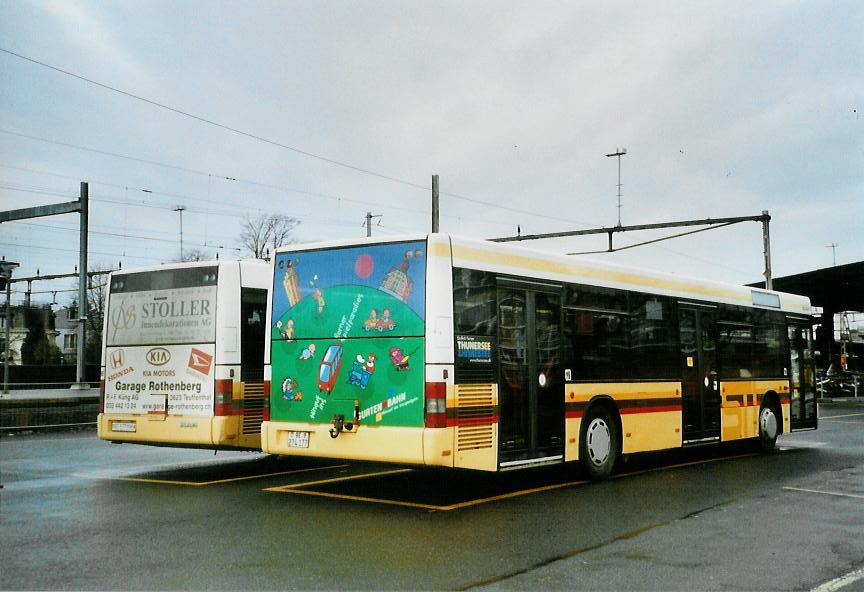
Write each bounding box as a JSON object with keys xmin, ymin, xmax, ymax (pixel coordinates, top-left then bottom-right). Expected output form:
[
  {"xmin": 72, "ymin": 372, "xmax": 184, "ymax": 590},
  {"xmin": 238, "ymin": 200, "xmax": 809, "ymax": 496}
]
[{"xmin": 1, "ymin": 405, "xmax": 862, "ymax": 590}]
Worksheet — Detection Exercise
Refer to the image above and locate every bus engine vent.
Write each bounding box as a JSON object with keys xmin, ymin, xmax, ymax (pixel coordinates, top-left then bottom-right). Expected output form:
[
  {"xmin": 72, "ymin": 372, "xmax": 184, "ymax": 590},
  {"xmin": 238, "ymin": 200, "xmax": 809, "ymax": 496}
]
[
  {"xmin": 455, "ymin": 384, "xmax": 496, "ymax": 452},
  {"xmin": 241, "ymin": 382, "xmax": 266, "ymax": 435}
]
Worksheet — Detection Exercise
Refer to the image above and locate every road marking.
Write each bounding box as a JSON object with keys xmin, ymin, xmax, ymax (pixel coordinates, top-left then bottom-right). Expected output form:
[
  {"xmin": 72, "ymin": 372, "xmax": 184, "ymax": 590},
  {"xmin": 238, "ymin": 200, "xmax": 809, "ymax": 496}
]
[
  {"xmin": 267, "ymin": 468, "xmax": 590, "ymax": 511},
  {"xmin": 615, "ymin": 452, "xmax": 764, "ymax": 479},
  {"xmin": 810, "ymin": 566, "xmax": 864, "ymax": 592},
  {"xmin": 778, "ymin": 441, "xmax": 827, "ymax": 449},
  {"xmin": 266, "ymin": 451, "xmax": 767, "ymax": 511},
  {"xmin": 819, "ymin": 419, "xmax": 864, "ymax": 424},
  {"xmin": 265, "ymin": 468, "xmax": 414, "ymax": 491},
  {"xmin": 286, "ymin": 488, "xmax": 446, "ymax": 510},
  {"xmin": 783, "ymin": 487, "xmax": 864, "ymax": 500},
  {"xmin": 74, "ymin": 464, "xmax": 347, "ymax": 486},
  {"xmin": 820, "ymin": 412, "xmax": 864, "ymax": 419}
]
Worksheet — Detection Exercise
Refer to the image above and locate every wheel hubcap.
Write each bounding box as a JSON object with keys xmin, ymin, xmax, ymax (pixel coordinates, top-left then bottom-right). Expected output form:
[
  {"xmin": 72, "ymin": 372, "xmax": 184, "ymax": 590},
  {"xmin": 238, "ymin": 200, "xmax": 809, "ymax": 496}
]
[
  {"xmin": 586, "ymin": 418, "xmax": 611, "ymax": 466},
  {"xmin": 761, "ymin": 408, "xmax": 778, "ymax": 440}
]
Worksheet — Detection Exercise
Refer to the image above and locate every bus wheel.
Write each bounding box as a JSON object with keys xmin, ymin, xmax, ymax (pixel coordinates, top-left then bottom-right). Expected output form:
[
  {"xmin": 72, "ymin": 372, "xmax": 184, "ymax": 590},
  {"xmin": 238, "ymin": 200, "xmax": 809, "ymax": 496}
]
[
  {"xmin": 580, "ymin": 407, "xmax": 618, "ymax": 480},
  {"xmin": 758, "ymin": 404, "xmax": 779, "ymax": 452}
]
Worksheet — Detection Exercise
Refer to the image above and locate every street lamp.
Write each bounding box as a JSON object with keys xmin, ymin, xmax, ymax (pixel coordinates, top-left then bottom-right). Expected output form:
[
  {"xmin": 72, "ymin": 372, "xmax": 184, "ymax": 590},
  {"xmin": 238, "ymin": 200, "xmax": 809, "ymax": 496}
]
[{"xmin": 1, "ymin": 259, "xmax": 20, "ymax": 394}]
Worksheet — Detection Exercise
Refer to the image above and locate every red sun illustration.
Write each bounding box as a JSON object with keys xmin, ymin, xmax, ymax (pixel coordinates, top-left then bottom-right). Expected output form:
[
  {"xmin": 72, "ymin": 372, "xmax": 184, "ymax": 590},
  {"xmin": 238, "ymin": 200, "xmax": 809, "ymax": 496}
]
[{"xmin": 355, "ymin": 254, "xmax": 373, "ymax": 279}]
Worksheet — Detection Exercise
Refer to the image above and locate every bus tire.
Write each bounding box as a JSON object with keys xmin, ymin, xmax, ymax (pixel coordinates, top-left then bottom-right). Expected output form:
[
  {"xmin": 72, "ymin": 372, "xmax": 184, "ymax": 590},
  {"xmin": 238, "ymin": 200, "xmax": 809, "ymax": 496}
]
[
  {"xmin": 757, "ymin": 403, "xmax": 779, "ymax": 452},
  {"xmin": 579, "ymin": 407, "xmax": 618, "ymax": 480}
]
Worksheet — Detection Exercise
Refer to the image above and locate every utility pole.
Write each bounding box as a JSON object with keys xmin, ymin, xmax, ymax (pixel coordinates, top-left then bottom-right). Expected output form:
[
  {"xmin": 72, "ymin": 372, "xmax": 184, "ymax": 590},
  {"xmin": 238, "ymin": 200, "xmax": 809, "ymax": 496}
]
[
  {"xmin": 0, "ymin": 181, "xmax": 91, "ymax": 389},
  {"xmin": 605, "ymin": 148, "xmax": 626, "ymax": 227},
  {"xmin": 826, "ymin": 243, "xmax": 838, "ymax": 266},
  {"xmin": 761, "ymin": 210, "xmax": 772, "ymax": 290},
  {"xmin": 2, "ymin": 259, "xmax": 20, "ymax": 394},
  {"xmin": 364, "ymin": 211, "xmax": 382, "ymax": 237},
  {"xmin": 174, "ymin": 205, "xmax": 186, "ymax": 260},
  {"xmin": 73, "ymin": 182, "xmax": 90, "ymax": 389},
  {"xmin": 431, "ymin": 174, "xmax": 440, "ymax": 233}
]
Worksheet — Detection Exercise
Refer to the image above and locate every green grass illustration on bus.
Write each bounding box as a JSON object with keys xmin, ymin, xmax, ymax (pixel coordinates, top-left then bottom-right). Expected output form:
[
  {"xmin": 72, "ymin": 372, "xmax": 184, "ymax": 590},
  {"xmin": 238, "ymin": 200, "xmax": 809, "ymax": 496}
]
[{"xmin": 270, "ymin": 241, "xmax": 426, "ymax": 433}]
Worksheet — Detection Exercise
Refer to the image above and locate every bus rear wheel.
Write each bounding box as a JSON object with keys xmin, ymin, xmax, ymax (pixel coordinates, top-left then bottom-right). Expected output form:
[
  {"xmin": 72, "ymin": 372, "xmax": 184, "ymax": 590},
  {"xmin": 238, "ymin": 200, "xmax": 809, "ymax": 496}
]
[
  {"xmin": 758, "ymin": 404, "xmax": 779, "ymax": 452},
  {"xmin": 580, "ymin": 407, "xmax": 618, "ymax": 480}
]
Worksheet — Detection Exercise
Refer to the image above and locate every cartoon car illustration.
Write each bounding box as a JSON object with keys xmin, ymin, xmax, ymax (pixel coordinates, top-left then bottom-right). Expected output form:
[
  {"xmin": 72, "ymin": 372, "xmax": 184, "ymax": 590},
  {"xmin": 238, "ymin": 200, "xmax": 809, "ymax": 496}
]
[
  {"xmin": 376, "ymin": 309, "xmax": 396, "ymax": 332},
  {"xmin": 317, "ymin": 344, "xmax": 343, "ymax": 394}
]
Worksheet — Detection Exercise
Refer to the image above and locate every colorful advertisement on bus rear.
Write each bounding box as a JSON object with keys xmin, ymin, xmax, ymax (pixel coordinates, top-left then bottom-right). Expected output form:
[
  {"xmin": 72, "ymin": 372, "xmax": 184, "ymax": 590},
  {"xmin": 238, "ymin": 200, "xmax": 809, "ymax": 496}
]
[
  {"xmin": 270, "ymin": 241, "xmax": 426, "ymax": 427},
  {"xmin": 106, "ymin": 285, "xmax": 217, "ymax": 346},
  {"xmin": 104, "ymin": 344, "xmax": 215, "ymax": 416}
]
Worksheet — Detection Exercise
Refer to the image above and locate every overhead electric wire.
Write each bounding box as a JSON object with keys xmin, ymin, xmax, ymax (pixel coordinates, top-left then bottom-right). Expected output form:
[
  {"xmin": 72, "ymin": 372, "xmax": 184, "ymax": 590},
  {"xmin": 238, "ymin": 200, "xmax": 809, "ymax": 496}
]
[
  {"xmin": 0, "ymin": 48, "xmax": 432, "ymax": 190},
  {"xmin": 0, "ymin": 49, "xmax": 600, "ymax": 228}
]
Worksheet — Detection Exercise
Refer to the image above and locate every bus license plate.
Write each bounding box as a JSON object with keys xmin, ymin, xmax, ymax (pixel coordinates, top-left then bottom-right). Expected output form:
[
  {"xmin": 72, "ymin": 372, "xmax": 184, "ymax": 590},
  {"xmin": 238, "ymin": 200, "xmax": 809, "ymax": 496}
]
[
  {"xmin": 287, "ymin": 431, "xmax": 310, "ymax": 448},
  {"xmin": 112, "ymin": 421, "xmax": 137, "ymax": 433}
]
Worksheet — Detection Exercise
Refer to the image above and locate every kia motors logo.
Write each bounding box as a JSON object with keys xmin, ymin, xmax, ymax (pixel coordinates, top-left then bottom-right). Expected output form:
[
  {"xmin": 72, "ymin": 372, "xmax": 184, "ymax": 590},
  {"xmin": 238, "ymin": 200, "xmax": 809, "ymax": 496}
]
[{"xmin": 146, "ymin": 347, "xmax": 171, "ymax": 366}]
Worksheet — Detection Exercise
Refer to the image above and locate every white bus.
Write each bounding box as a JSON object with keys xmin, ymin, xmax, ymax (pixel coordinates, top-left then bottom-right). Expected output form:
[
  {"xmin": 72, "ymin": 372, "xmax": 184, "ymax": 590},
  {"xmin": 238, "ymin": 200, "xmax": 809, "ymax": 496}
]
[
  {"xmin": 98, "ymin": 260, "xmax": 270, "ymax": 450},
  {"xmin": 261, "ymin": 234, "xmax": 817, "ymax": 477}
]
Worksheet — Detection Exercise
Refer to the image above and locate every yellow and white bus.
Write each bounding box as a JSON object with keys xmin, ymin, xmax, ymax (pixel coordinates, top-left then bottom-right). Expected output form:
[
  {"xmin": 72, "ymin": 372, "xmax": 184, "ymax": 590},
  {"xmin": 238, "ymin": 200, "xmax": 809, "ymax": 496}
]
[
  {"xmin": 98, "ymin": 260, "xmax": 270, "ymax": 450},
  {"xmin": 261, "ymin": 234, "xmax": 817, "ymax": 477}
]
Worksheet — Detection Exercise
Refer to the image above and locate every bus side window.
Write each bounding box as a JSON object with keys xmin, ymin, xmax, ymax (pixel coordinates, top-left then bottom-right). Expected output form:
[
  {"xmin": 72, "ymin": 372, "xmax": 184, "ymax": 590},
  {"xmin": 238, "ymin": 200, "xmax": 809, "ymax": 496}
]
[{"xmin": 452, "ymin": 268, "xmax": 498, "ymax": 336}]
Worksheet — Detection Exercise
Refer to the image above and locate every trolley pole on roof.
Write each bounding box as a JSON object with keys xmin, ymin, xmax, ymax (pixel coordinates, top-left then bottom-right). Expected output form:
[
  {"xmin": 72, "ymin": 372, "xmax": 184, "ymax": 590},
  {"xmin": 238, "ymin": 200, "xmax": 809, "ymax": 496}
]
[{"xmin": 432, "ymin": 174, "xmax": 440, "ymax": 233}]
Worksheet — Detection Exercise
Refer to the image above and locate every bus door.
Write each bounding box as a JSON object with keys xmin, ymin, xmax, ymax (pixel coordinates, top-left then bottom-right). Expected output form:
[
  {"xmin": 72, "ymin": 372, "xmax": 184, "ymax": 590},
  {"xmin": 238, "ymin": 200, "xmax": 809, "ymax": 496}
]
[
  {"xmin": 788, "ymin": 318, "xmax": 818, "ymax": 430},
  {"xmin": 679, "ymin": 305, "xmax": 721, "ymax": 444},
  {"xmin": 497, "ymin": 281, "xmax": 564, "ymax": 468}
]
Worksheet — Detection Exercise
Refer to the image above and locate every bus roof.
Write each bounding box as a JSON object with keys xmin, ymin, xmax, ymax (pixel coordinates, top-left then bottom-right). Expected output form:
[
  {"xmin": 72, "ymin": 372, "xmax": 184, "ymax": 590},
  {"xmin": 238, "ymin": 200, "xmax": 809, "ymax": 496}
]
[
  {"xmin": 108, "ymin": 258, "xmax": 269, "ymax": 277},
  {"xmin": 273, "ymin": 233, "xmax": 811, "ymax": 315}
]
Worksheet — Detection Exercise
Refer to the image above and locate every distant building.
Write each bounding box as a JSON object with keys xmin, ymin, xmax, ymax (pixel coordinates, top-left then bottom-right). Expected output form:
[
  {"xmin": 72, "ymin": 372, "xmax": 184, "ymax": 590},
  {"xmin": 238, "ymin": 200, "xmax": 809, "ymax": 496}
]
[
  {"xmin": 0, "ymin": 304, "xmax": 58, "ymax": 365},
  {"xmin": 54, "ymin": 304, "xmax": 79, "ymax": 364}
]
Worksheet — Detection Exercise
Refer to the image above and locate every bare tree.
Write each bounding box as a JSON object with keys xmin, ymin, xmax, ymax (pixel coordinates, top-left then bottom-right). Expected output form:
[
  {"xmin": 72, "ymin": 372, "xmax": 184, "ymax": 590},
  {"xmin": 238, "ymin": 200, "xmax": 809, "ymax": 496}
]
[
  {"xmin": 239, "ymin": 214, "xmax": 300, "ymax": 259},
  {"xmin": 179, "ymin": 248, "xmax": 211, "ymax": 262}
]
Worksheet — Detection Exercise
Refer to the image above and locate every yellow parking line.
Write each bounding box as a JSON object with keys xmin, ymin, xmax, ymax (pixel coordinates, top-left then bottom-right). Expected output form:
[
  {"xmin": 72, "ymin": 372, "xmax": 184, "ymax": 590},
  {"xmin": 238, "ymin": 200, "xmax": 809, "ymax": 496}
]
[
  {"xmin": 75, "ymin": 464, "xmax": 348, "ymax": 486},
  {"xmin": 264, "ymin": 450, "xmax": 781, "ymax": 511},
  {"xmin": 437, "ymin": 480, "xmax": 589, "ymax": 511},
  {"xmin": 286, "ymin": 488, "xmax": 445, "ymax": 510},
  {"xmin": 265, "ymin": 468, "xmax": 413, "ymax": 492},
  {"xmin": 267, "ymin": 468, "xmax": 589, "ymax": 510},
  {"xmin": 782, "ymin": 486, "xmax": 864, "ymax": 500}
]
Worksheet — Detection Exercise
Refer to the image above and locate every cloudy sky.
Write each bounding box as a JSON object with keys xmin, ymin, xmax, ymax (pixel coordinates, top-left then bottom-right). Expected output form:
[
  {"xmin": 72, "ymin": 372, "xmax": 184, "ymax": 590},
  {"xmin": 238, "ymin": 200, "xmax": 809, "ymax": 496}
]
[{"xmin": 1, "ymin": 0, "xmax": 861, "ymax": 307}]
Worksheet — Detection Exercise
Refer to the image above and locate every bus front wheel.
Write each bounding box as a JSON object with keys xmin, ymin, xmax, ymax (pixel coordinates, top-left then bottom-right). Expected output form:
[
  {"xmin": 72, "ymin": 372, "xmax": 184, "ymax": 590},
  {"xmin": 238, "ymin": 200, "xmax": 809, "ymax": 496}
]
[
  {"xmin": 758, "ymin": 404, "xmax": 779, "ymax": 452},
  {"xmin": 580, "ymin": 407, "xmax": 618, "ymax": 480}
]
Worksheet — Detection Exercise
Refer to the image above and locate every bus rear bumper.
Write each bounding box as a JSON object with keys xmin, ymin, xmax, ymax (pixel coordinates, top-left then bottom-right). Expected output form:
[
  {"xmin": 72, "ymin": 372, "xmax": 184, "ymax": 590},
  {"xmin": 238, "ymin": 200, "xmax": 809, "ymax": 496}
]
[
  {"xmin": 98, "ymin": 413, "xmax": 244, "ymax": 448},
  {"xmin": 262, "ymin": 420, "xmax": 448, "ymax": 465}
]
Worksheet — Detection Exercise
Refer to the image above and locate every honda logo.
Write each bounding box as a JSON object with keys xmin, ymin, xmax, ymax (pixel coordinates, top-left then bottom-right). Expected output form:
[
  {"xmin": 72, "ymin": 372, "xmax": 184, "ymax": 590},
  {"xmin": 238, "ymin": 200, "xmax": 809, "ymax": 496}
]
[{"xmin": 110, "ymin": 349, "xmax": 125, "ymax": 369}]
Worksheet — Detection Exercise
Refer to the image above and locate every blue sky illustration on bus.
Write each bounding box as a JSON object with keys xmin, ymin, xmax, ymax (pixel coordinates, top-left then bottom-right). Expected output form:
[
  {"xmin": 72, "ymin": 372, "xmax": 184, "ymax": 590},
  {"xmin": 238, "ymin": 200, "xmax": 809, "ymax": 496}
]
[{"xmin": 271, "ymin": 241, "xmax": 427, "ymax": 342}]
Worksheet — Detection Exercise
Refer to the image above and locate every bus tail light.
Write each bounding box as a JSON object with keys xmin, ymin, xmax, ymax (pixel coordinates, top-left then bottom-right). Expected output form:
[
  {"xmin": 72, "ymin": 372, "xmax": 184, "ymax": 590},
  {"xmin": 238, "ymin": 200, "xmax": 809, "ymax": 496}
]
[
  {"xmin": 424, "ymin": 382, "xmax": 447, "ymax": 428},
  {"xmin": 263, "ymin": 381, "xmax": 271, "ymax": 421},
  {"xmin": 99, "ymin": 379, "xmax": 105, "ymax": 414},
  {"xmin": 215, "ymin": 379, "xmax": 234, "ymax": 416}
]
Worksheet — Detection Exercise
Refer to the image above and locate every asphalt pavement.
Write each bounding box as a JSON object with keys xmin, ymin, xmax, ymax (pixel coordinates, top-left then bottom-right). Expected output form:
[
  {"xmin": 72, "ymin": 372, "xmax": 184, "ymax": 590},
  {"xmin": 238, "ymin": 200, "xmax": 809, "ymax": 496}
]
[{"xmin": 1, "ymin": 403, "xmax": 862, "ymax": 591}]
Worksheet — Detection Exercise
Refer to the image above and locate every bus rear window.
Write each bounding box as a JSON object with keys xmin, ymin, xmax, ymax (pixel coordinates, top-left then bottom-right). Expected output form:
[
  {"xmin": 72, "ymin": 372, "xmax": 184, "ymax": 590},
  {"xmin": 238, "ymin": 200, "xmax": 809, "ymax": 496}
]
[
  {"xmin": 107, "ymin": 267, "xmax": 219, "ymax": 346},
  {"xmin": 111, "ymin": 267, "xmax": 218, "ymax": 293},
  {"xmin": 271, "ymin": 241, "xmax": 426, "ymax": 340}
]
